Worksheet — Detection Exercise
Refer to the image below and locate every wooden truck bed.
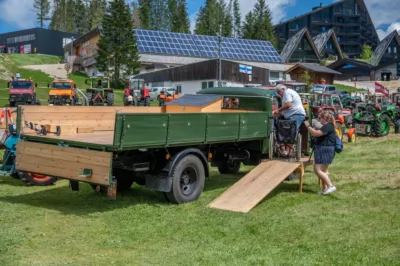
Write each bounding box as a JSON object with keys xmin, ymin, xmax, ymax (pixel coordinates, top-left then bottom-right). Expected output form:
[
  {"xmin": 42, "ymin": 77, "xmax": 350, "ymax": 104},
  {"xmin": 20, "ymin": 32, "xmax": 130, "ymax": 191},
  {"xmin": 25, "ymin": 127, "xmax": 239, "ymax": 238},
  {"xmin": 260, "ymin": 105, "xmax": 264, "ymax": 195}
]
[{"xmin": 18, "ymin": 106, "xmax": 271, "ymax": 151}]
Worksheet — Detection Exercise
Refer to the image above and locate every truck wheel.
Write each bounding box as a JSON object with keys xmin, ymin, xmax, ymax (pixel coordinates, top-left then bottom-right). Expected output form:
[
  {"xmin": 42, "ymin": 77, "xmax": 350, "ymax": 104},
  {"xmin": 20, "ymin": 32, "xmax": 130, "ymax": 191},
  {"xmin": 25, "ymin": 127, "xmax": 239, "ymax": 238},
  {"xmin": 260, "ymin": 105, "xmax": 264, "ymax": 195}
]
[
  {"xmin": 145, "ymin": 97, "xmax": 150, "ymax": 107},
  {"xmin": 18, "ymin": 171, "xmax": 57, "ymax": 186},
  {"xmin": 373, "ymin": 114, "xmax": 390, "ymax": 137},
  {"xmin": 166, "ymin": 154, "xmax": 205, "ymax": 204},
  {"xmin": 107, "ymin": 93, "xmax": 114, "ymax": 106},
  {"xmin": 218, "ymin": 161, "xmax": 240, "ymax": 174},
  {"xmin": 395, "ymin": 120, "xmax": 400, "ymax": 134}
]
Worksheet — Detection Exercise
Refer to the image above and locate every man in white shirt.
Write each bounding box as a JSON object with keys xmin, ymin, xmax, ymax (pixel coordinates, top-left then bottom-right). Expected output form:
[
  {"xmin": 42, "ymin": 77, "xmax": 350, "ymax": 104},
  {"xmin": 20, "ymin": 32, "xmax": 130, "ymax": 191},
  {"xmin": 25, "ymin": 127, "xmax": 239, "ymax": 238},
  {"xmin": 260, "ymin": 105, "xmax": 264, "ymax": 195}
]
[
  {"xmin": 15, "ymin": 72, "xmax": 20, "ymax": 79},
  {"xmin": 273, "ymin": 84, "xmax": 306, "ymax": 130}
]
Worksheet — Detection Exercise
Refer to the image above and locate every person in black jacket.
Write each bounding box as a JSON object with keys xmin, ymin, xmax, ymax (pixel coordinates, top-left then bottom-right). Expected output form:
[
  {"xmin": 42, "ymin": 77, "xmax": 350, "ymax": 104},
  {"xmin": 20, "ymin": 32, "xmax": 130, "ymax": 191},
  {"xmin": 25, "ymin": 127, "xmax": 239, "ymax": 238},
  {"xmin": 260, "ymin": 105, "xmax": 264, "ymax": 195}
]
[{"xmin": 303, "ymin": 110, "xmax": 337, "ymax": 195}]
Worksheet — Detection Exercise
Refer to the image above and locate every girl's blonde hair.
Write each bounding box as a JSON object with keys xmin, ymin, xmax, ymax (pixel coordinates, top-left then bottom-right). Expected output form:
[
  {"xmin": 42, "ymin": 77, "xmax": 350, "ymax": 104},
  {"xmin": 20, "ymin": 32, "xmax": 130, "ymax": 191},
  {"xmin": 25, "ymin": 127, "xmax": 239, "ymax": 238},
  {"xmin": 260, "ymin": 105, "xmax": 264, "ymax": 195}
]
[{"xmin": 318, "ymin": 110, "xmax": 335, "ymax": 124}]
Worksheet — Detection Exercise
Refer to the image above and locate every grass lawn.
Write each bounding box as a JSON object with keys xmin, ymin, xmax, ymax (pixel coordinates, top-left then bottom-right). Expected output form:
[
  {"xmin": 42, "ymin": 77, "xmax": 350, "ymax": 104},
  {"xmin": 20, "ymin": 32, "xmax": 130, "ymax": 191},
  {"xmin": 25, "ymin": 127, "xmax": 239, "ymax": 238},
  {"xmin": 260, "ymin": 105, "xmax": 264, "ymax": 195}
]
[
  {"xmin": 8, "ymin": 54, "xmax": 62, "ymax": 66},
  {"xmin": 334, "ymin": 84, "xmax": 365, "ymax": 93},
  {"xmin": 0, "ymin": 133, "xmax": 399, "ymax": 265}
]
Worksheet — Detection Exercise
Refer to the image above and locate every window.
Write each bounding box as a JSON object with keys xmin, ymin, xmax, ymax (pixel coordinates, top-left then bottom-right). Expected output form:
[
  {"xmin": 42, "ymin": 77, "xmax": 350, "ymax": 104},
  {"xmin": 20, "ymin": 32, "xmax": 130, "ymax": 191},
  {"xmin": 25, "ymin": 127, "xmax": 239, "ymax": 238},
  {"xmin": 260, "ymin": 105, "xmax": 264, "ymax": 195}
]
[
  {"xmin": 7, "ymin": 34, "xmax": 36, "ymax": 44},
  {"xmin": 388, "ymin": 47, "xmax": 391, "ymax": 53},
  {"xmin": 270, "ymin": 72, "xmax": 280, "ymax": 80},
  {"xmin": 208, "ymin": 81, "xmax": 214, "ymax": 88},
  {"xmin": 202, "ymin": 82, "xmax": 207, "ymax": 89},
  {"xmin": 322, "ymin": 27, "xmax": 326, "ymax": 32},
  {"xmin": 395, "ymin": 47, "xmax": 397, "ymax": 54},
  {"xmin": 176, "ymin": 85, "xmax": 182, "ymax": 93}
]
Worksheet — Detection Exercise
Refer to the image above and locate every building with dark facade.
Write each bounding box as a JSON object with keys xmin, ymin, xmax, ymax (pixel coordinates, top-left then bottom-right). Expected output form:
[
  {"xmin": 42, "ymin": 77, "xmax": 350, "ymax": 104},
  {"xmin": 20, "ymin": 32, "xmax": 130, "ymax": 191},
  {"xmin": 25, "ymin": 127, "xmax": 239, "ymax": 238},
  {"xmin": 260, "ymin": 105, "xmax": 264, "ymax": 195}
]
[
  {"xmin": 274, "ymin": 0, "xmax": 379, "ymax": 58},
  {"xmin": 0, "ymin": 28, "xmax": 78, "ymax": 56}
]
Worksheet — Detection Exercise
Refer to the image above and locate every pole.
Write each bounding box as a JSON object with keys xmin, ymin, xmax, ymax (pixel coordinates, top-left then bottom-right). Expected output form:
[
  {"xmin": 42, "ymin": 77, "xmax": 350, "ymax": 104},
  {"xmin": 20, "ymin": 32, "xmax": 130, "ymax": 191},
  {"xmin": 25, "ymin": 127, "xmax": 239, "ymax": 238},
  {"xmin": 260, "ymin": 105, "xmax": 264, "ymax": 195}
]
[{"xmin": 218, "ymin": 25, "xmax": 222, "ymax": 87}]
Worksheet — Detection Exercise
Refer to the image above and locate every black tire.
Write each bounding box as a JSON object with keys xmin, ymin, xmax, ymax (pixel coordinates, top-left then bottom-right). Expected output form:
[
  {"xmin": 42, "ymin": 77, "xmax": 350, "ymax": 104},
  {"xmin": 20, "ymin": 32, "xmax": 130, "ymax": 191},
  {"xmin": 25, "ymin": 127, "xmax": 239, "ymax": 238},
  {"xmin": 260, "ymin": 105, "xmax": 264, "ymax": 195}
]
[
  {"xmin": 18, "ymin": 171, "xmax": 57, "ymax": 186},
  {"xmin": 107, "ymin": 92, "xmax": 114, "ymax": 106},
  {"xmin": 159, "ymin": 99, "xmax": 165, "ymax": 106},
  {"xmin": 372, "ymin": 114, "xmax": 390, "ymax": 137},
  {"xmin": 166, "ymin": 154, "xmax": 205, "ymax": 204},
  {"xmin": 9, "ymin": 101, "xmax": 15, "ymax": 107},
  {"xmin": 218, "ymin": 161, "xmax": 241, "ymax": 175},
  {"xmin": 85, "ymin": 92, "xmax": 93, "ymax": 106},
  {"xmin": 113, "ymin": 169, "xmax": 134, "ymax": 192},
  {"xmin": 395, "ymin": 120, "xmax": 400, "ymax": 134}
]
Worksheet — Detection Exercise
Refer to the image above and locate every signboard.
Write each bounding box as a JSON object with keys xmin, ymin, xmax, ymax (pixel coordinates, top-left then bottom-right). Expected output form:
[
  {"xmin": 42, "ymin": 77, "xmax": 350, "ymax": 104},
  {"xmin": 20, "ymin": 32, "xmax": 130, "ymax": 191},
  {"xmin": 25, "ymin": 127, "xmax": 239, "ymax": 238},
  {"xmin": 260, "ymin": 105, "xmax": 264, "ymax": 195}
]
[
  {"xmin": 24, "ymin": 44, "xmax": 31, "ymax": 54},
  {"xmin": 239, "ymin": 64, "xmax": 253, "ymax": 74}
]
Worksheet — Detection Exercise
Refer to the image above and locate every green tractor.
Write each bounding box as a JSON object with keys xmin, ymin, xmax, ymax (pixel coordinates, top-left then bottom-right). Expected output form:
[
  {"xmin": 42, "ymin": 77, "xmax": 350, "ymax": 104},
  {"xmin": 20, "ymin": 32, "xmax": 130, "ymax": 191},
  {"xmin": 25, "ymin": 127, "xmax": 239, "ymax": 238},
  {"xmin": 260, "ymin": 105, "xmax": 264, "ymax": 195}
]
[
  {"xmin": 352, "ymin": 102, "xmax": 400, "ymax": 137},
  {"xmin": 85, "ymin": 77, "xmax": 114, "ymax": 106}
]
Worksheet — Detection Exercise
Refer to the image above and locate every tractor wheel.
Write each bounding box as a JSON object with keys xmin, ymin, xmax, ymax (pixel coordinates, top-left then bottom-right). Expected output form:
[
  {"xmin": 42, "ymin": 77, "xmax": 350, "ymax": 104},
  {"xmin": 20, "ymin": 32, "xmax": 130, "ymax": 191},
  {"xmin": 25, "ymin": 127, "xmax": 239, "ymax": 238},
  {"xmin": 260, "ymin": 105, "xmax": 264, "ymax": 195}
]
[
  {"xmin": 18, "ymin": 171, "xmax": 57, "ymax": 186},
  {"xmin": 373, "ymin": 114, "xmax": 390, "ymax": 137},
  {"xmin": 145, "ymin": 97, "xmax": 150, "ymax": 107},
  {"xmin": 159, "ymin": 99, "xmax": 165, "ymax": 106},
  {"xmin": 343, "ymin": 99, "xmax": 352, "ymax": 107},
  {"xmin": 218, "ymin": 161, "xmax": 241, "ymax": 175},
  {"xmin": 166, "ymin": 154, "xmax": 205, "ymax": 204},
  {"xmin": 85, "ymin": 92, "xmax": 93, "ymax": 106},
  {"xmin": 107, "ymin": 92, "xmax": 114, "ymax": 106},
  {"xmin": 348, "ymin": 132, "xmax": 357, "ymax": 143},
  {"xmin": 335, "ymin": 122, "xmax": 344, "ymax": 141},
  {"xmin": 395, "ymin": 120, "xmax": 400, "ymax": 134}
]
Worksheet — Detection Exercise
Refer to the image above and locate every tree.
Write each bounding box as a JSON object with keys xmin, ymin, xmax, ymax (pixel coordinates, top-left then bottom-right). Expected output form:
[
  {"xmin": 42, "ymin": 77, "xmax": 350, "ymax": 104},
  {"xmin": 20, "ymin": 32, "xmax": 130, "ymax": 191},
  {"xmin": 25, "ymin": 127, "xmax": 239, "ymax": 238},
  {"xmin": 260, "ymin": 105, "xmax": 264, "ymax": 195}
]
[
  {"xmin": 221, "ymin": 0, "xmax": 233, "ymax": 37},
  {"xmin": 33, "ymin": 0, "xmax": 51, "ymax": 28},
  {"xmin": 177, "ymin": 0, "xmax": 190, "ymax": 33},
  {"xmin": 194, "ymin": 0, "xmax": 227, "ymax": 36},
  {"xmin": 150, "ymin": 0, "xmax": 169, "ymax": 31},
  {"xmin": 138, "ymin": 0, "xmax": 151, "ymax": 29},
  {"xmin": 242, "ymin": 11, "xmax": 254, "ymax": 39},
  {"xmin": 132, "ymin": 2, "xmax": 142, "ymax": 29},
  {"xmin": 241, "ymin": 0, "xmax": 278, "ymax": 47},
  {"xmin": 300, "ymin": 69, "xmax": 312, "ymax": 89},
  {"xmin": 361, "ymin": 45, "xmax": 374, "ymax": 61},
  {"xmin": 169, "ymin": 0, "xmax": 190, "ymax": 33},
  {"xmin": 90, "ymin": 0, "xmax": 107, "ymax": 29},
  {"xmin": 232, "ymin": 0, "xmax": 241, "ymax": 38},
  {"xmin": 75, "ymin": 0, "xmax": 91, "ymax": 35},
  {"xmin": 96, "ymin": 0, "xmax": 140, "ymax": 86}
]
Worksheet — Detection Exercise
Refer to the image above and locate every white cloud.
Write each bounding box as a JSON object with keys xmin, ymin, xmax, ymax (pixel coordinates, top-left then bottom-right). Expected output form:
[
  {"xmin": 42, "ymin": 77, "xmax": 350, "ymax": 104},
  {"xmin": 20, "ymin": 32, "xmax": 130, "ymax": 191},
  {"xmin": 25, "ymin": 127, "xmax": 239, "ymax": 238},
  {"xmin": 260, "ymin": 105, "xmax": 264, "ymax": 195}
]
[
  {"xmin": 376, "ymin": 23, "xmax": 400, "ymax": 40},
  {"xmin": 0, "ymin": 0, "xmax": 36, "ymax": 29}
]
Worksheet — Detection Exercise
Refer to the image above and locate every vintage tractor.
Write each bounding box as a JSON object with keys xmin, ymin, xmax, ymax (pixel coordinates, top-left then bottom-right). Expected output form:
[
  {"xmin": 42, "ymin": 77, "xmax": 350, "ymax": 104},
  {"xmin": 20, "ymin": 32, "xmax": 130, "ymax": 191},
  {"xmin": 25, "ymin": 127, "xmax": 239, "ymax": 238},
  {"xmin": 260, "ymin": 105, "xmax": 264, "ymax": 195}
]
[
  {"xmin": 48, "ymin": 79, "xmax": 79, "ymax": 105},
  {"xmin": 8, "ymin": 78, "xmax": 41, "ymax": 107},
  {"xmin": 123, "ymin": 78, "xmax": 145, "ymax": 106},
  {"xmin": 352, "ymin": 102, "xmax": 400, "ymax": 137},
  {"xmin": 85, "ymin": 77, "xmax": 114, "ymax": 106},
  {"xmin": 311, "ymin": 93, "xmax": 353, "ymax": 141},
  {"xmin": 0, "ymin": 120, "xmax": 57, "ymax": 186},
  {"xmin": 136, "ymin": 82, "xmax": 151, "ymax": 107}
]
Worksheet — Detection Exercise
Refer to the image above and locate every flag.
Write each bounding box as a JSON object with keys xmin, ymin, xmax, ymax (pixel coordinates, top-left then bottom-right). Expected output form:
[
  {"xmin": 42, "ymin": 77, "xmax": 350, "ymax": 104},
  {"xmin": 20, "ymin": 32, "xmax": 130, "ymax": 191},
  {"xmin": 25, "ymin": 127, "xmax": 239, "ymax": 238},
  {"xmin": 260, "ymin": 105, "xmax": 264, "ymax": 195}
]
[{"xmin": 374, "ymin": 82, "xmax": 389, "ymax": 97}]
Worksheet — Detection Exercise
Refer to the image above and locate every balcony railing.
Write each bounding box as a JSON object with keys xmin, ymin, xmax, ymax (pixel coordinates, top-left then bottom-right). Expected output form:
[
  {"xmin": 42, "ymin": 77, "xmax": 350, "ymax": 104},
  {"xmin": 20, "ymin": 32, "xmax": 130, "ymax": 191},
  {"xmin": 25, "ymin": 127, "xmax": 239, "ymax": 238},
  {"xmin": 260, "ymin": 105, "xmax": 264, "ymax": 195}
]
[{"xmin": 334, "ymin": 8, "xmax": 358, "ymax": 15}]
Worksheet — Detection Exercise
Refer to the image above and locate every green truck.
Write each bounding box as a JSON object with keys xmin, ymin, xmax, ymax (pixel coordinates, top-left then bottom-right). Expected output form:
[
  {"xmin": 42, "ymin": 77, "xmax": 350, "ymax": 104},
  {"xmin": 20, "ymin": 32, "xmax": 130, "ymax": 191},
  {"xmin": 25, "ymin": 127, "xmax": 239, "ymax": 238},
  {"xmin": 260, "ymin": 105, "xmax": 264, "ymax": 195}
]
[{"xmin": 13, "ymin": 87, "xmax": 310, "ymax": 204}]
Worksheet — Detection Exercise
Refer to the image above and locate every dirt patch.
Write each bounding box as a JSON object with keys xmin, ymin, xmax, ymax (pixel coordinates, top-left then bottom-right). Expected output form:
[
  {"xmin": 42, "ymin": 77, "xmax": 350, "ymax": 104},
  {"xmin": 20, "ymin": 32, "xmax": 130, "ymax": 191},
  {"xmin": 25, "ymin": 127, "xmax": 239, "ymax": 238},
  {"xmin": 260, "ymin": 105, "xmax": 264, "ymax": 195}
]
[{"xmin": 23, "ymin": 63, "xmax": 68, "ymax": 79}]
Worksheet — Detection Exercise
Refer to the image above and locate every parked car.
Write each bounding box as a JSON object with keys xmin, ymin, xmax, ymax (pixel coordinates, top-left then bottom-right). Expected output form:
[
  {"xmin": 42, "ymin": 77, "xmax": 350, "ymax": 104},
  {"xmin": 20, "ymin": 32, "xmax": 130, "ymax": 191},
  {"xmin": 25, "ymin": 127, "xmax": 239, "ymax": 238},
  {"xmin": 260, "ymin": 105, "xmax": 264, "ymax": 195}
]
[
  {"xmin": 149, "ymin": 87, "xmax": 175, "ymax": 101},
  {"xmin": 326, "ymin": 90, "xmax": 350, "ymax": 98},
  {"xmin": 310, "ymin": 84, "xmax": 336, "ymax": 93}
]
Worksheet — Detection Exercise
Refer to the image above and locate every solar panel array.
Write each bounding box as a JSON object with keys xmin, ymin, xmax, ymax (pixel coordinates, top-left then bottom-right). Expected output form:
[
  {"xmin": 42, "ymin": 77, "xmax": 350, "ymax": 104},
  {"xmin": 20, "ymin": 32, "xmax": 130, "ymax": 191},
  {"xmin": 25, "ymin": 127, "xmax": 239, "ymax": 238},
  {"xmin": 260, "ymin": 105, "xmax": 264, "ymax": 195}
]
[{"xmin": 134, "ymin": 29, "xmax": 283, "ymax": 63}]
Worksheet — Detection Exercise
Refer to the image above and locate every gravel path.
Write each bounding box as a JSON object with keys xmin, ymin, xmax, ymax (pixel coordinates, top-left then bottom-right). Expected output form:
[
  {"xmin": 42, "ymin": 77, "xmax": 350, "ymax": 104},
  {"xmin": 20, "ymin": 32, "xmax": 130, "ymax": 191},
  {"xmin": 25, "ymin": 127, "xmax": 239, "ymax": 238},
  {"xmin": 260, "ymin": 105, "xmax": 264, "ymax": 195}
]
[{"xmin": 23, "ymin": 63, "xmax": 68, "ymax": 79}]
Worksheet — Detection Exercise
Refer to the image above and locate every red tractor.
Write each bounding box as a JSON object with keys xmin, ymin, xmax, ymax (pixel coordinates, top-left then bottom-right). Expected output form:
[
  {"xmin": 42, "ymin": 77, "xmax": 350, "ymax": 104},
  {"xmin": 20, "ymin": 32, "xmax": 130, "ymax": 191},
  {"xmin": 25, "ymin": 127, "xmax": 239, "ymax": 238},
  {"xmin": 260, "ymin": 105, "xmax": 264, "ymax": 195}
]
[{"xmin": 124, "ymin": 79, "xmax": 150, "ymax": 106}]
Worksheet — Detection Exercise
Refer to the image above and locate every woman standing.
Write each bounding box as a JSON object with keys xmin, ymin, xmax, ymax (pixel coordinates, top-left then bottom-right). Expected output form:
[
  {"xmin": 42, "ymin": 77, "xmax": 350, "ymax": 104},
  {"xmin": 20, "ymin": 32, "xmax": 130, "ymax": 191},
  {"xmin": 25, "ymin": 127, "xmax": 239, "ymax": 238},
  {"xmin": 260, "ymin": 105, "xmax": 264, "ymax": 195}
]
[{"xmin": 303, "ymin": 110, "xmax": 337, "ymax": 195}]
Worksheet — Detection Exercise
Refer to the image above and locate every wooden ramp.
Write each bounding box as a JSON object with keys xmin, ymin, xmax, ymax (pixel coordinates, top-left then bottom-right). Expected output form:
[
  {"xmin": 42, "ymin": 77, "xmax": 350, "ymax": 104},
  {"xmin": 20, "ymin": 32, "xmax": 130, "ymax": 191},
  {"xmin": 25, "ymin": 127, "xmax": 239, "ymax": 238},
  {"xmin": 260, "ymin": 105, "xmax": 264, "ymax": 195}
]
[{"xmin": 208, "ymin": 161, "xmax": 304, "ymax": 213}]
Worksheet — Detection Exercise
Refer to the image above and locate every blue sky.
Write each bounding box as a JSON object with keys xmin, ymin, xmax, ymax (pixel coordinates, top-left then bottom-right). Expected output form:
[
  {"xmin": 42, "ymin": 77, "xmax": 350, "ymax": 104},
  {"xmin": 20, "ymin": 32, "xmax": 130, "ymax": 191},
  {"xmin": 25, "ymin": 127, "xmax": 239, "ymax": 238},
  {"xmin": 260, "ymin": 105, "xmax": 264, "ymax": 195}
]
[{"xmin": 0, "ymin": 0, "xmax": 399, "ymax": 40}]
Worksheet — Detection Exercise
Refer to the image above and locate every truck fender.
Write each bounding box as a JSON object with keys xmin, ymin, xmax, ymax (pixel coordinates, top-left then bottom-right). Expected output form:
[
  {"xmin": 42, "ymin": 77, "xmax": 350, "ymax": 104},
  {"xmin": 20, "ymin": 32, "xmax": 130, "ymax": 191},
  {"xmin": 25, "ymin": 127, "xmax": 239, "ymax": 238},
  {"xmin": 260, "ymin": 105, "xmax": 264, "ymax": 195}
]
[{"xmin": 167, "ymin": 148, "xmax": 209, "ymax": 178}]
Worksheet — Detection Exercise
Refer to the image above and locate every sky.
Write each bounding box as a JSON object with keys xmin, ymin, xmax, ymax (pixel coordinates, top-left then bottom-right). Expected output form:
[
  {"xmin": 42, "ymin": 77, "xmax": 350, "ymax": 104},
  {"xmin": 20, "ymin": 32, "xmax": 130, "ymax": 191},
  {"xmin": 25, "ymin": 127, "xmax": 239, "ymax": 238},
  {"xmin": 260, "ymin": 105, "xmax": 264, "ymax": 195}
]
[{"xmin": 0, "ymin": 0, "xmax": 399, "ymax": 40}]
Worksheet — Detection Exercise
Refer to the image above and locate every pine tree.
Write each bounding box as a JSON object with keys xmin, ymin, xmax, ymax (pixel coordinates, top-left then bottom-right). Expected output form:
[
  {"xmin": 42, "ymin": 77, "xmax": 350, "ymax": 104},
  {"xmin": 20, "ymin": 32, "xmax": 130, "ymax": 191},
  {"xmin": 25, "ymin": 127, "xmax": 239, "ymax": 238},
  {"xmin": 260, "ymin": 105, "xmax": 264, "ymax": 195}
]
[
  {"xmin": 242, "ymin": 11, "xmax": 254, "ymax": 39},
  {"xmin": 138, "ymin": 0, "xmax": 151, "ymax": 29},
  {"xmin": 74, "ymin": 0, "xmax": 90, "ymax": 35},
  {"xmin": 194, "ymin": 0, "xmax": 225, "ymax": 36},
  {"xmin": 221, "ymin": 0, "xmax": 233, "ymax": 37},
  {"xmin": 194, "ymin": 6, "xmax": 207, "ymax": 35},
  {"xmin": 232, "ymin": 0, "xmax": 241, "ymax": 38},
  {"xmin": 150, "ymin": 0, "xmax": 169, "ymax": 31},
  {"xmin": 90, "ymin": 0, "xmax": 107, "ymax": 29},
  {"xmin": 132, "ymin": 2, "xmax": 142, "ymax": 29},
  {"xmin": 241, "ymin": 0, "xmax": 278, "ymax": 47},
  {"xmin": 33, "ymin": 0, "xmax": 51, "ymax": 28},
  {"xmin": 177, "ymin": 0, "xmax": 190, "ymax": 33},
  {"xmin": 96, "ymin": 0, "xmax": 140, "ymax": 85}
]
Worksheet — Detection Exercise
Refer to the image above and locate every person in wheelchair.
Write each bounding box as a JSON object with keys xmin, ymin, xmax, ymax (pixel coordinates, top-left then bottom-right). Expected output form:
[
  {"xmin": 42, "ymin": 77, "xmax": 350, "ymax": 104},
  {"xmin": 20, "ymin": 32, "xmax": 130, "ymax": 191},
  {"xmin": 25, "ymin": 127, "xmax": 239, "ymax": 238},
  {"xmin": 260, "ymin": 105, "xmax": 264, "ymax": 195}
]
[{"xmin": 273, "ymin": 84, "xmax": 306, "ymax": 156}]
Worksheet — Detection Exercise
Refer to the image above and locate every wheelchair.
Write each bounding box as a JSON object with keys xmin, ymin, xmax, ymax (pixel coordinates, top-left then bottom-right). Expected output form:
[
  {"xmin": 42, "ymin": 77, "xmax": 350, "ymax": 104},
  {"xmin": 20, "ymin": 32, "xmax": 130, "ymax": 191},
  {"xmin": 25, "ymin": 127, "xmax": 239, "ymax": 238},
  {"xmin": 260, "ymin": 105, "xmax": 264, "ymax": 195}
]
[{"xmin": 268, "ymin": 118, "xmax": 302, "ymax": 162}]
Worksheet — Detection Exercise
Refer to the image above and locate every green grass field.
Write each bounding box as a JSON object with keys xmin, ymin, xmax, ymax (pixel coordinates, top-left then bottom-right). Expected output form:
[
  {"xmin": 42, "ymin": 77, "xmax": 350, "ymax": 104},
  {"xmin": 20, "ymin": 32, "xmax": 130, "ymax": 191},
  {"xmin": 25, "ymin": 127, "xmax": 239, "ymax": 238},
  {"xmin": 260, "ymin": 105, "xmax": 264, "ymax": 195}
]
[
  {"xmin": 7, "ymin": 54, "xmax": 62, "ymax": 66},
  {"xmin": 0, "ymin": 134, "xmax": 399, "ymax": 265}
]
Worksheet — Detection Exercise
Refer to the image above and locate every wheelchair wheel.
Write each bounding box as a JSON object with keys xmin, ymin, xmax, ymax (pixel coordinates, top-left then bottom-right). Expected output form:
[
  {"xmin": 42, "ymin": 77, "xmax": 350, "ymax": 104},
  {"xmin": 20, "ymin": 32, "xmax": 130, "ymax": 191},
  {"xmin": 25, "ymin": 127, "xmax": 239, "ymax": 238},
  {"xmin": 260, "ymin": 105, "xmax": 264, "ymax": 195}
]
[{"xmin": 295, "ymin": 133, "xmax": 302, "ymax": 162}]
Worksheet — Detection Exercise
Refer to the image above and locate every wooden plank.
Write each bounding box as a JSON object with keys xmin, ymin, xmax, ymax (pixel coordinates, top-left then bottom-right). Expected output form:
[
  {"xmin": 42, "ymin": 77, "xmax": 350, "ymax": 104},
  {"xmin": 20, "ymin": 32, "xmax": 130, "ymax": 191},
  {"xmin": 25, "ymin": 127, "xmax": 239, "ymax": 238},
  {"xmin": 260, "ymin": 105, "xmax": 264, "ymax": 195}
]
[
  {"xmin": 16, "ymin": 142, "xmax": 112, "ymax": 186},
  {"xmin": 77, "ymin": 127, "xmax": 94, "ymax": 133},
  {"xmin": 118, "ymin": 107, "xmax": 164, "ymax": 113},
  {"xmin": 22, "ymin": 131, "xmax": 114, "ymax": 145},
  {"xmin": 22, "ymin": 120, "xmax": 115, "ymax": 132},
  {"xmin": 45, "ymin": 124, "xmax": 77, "ymax": 135},
  {"xmin": 21, "ymin": 106, "xmax": 121, "ymax": 113},
  {"xmin": 208, "ymin": 161, "xmax": 303, "ymax": 213},
  {"xmin": 25, "ymin": 112, "xmax": 116, "ymax": 121},
  {"xmin": 201, "ymin": 99, "xmax": 222, "ymax": 113}
]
